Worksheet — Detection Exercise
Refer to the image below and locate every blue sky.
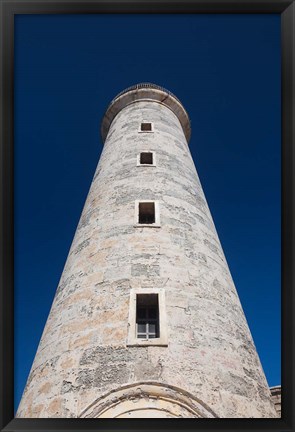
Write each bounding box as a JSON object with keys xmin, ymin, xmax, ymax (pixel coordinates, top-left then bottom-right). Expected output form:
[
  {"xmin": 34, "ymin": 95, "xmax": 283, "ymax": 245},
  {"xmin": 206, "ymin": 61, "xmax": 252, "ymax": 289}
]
[{"xmin": 14, "ymin": 14, "xmax": 281, "ymax": 412}]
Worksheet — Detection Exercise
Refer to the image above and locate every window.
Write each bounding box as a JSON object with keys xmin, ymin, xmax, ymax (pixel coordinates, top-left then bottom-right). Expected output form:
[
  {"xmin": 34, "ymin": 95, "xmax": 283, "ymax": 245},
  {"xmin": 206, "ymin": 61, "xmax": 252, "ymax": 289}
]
[
  {"xmin": 141, "ymin": 122, "xmax": 152, "ymax": 131},
  {"xmin": 136, "ymin": 294, "xmax": 159, "ymax": 339},
  {"xmin": 137, "ymin": 151, "xmax": 156, "ymax": 167},
  {"xmin": 127, "ymin": 289, "xmax": 168, "ymax": 346},
  {"xmin": 134, "ymin": 200, "xmax": 161, "ymax": 227},
  {"xmin": 138, "ymin": 202, "xmax": 155, "ymax": 224},
  {"xmin": 140, "ymin": 152, "xmax": 153, "ymax": 165},
  {"xmin": 138, "ymin": 122, "xmax": 154, "ymax": 133}
]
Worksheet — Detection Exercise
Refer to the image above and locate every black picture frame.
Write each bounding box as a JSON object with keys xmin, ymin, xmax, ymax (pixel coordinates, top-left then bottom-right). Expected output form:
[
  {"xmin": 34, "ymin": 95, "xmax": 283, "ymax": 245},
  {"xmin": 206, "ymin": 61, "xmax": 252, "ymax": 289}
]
[{"xmin": 0, "ymin": 1, "xmax": 294, "ymax": 431}]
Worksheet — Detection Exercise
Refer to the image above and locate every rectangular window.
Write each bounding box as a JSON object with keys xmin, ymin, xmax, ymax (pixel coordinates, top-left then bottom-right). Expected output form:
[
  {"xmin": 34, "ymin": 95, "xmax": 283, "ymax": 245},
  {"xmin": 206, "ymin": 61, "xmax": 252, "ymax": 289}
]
[
  {"xmin": 134, "ymin": 200, "xmax": 160, "ymax": 227},
  {"xmin": 140, "ymin": 152, "xmax": 153, "ymax": 165},
  {"xmin": 127, "ymin": 288, "xmax": 168, "ymax": 346},
  {"xmin": 141, "ymin": 122, "xmax": 152, "ymax": 131},
  {"xmin": 136, "ymin": 294, "xmax": 159, "ymax": 339},
  {"xmin": 137, "ymin": 151, "xmax": 156, "ymax": 167},
  {"xmin": 138, "ymin": 122, "xmax": 154, "ymax": 133},
  {"xmin": 138, "ymin": 202, "xmax": 155, "ymax": 224}
]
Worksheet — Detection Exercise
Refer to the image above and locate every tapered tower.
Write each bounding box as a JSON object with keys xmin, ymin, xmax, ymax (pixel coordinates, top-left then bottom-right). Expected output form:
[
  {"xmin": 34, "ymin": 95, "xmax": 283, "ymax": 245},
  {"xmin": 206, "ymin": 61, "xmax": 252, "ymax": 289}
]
[{"xmin": 17, "ymin": 83, "xmax": 277, "ymax": 418}]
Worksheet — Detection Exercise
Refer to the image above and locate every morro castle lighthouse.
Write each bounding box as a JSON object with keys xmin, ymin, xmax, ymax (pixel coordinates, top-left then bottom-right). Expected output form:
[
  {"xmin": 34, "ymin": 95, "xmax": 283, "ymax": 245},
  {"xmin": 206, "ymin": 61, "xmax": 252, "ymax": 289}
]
[{"xmin": 17, "ymin": 83, "xmax": 277, "ymax": 418}]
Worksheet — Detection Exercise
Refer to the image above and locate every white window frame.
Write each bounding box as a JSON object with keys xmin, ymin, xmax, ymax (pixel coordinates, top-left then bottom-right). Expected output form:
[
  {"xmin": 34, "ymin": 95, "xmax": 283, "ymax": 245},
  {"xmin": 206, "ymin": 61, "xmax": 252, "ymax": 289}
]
[
  {"xmin": 127, "ymin": 288, "xmax": 168, "ymax": 347},
  {"xmin": 138, "ymin": 121, "xmax": 154, "ymax": 133},
  {"xmin": 136, "ymin": 151, "xmax": 156, "ymax": 167},
  {"xmin": 134, "ymin": 200, "xmax": 161, "ymax": 228}
]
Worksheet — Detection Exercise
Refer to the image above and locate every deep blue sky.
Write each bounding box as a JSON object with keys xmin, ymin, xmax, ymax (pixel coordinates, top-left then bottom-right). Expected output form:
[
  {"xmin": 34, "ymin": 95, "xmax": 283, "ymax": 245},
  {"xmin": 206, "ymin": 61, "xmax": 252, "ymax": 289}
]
[{"xmin": 14, "ymin": 14, "xmax": 281, "ymax": 412}]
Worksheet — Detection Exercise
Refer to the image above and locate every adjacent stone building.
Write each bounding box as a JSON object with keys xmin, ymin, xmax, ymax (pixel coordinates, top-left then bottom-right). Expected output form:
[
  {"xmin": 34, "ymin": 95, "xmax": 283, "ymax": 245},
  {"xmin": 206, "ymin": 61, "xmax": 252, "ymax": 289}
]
[
  {"xmin": 17, "ymin": 83, "xmax": 279, "ymax": 418},
  {"xmin": 270, "ymin": 385, "xmax": 282, "ymax": 417}
]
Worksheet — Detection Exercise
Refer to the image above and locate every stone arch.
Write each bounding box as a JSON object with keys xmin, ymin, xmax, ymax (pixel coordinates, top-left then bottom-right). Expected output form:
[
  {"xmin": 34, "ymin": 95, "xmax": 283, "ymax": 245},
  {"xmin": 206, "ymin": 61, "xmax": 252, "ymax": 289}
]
[{"xmin": 79, "ymin": 382, "xmax": 218, "ymax": 418}]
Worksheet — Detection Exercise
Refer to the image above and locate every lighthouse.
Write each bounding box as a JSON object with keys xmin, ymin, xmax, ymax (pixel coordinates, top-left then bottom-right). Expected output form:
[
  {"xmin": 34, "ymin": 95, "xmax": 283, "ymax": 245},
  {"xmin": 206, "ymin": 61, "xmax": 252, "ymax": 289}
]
[{"xmin": 16, "ymin": 83, "xmax": 277, "ymax": 418}]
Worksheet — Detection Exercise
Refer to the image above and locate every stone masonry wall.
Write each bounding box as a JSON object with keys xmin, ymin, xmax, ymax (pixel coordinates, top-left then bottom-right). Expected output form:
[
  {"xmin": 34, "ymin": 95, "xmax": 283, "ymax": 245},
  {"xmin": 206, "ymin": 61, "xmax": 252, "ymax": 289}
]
[
  {"xmin": 270, "ymin": 386, "xmax": 281, "ymax": 417},
  {"xmin": 17, "ymin": 99, "xmax": 277, "ymax": 418}
]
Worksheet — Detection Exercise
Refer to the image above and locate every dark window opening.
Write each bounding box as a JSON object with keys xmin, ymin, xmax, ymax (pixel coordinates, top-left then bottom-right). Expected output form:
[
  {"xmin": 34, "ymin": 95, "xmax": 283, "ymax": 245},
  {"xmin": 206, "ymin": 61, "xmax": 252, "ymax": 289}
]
[
  {"xmin": 138, "ymin": 202, "xmax": 155, "ymax": 224},
  {"xmin": 140, "ymin": 152, "xmax": 153, "ymax": 165},
  {"xmin": 141, "ymin": 122, "xmax": 152, "ymax": 131},
  {"xmin": 136, "ymin": 294, "xmax": 159, "ymax": 339}
]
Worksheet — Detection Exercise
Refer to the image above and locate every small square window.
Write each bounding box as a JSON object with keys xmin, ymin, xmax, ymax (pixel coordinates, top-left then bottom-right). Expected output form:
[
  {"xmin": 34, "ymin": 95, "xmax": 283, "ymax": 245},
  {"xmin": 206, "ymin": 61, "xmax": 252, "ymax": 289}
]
[
  {"xmin": 141, "ymin": 122, "xmax": 152, "ymax": 131},
  {"xmin": 140, "ymin": 152, "xmax": 153, "ymax": 165},
  {"xmin": 137, "ymin": 152, "xmax": 156, "ymax": 167},
  {"xmin": 138, "ymin": 202, "xmax": 155, "ymax": 224},
  {"xmin": 138, "ymin": 122, "xmax": 154, "ymax": 133}
]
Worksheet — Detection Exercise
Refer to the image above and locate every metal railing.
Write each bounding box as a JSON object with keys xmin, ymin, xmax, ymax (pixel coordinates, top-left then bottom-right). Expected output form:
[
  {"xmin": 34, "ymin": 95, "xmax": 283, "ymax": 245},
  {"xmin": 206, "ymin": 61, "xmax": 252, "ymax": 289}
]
[{"xmin": 110, "ymin": 82, "xmax": 184, "ymax": 106}]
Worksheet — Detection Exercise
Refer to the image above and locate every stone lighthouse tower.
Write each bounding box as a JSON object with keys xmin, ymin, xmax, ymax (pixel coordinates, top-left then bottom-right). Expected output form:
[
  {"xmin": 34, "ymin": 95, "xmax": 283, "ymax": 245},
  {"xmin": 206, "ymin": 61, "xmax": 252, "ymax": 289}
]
[{"xmin": 17, "ymin": 83, "xmax": 277, "ymax": 418}]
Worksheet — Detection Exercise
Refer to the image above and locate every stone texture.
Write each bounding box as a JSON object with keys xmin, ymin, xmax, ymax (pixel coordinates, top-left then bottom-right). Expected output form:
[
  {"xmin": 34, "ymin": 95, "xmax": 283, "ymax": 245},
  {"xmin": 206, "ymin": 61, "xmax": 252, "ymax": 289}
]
[
  {"xmin": 17, "ymin": 84, "xmax": 277, "ymax": 418},
  {"xmin": 270, "ymin": 386, "xmax": 281, "ymax": 417}
]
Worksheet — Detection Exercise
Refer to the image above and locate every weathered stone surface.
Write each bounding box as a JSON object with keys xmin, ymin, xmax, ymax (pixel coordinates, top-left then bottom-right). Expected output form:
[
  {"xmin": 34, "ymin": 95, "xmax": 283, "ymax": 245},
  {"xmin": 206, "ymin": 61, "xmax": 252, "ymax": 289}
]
[
  {"xmin": 270, "ymin": 386, "xmax": 281, "ymax": 417},
  {"xmin": 17, "ymin": 84, "xmax": 277, "ymax": 418}
]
